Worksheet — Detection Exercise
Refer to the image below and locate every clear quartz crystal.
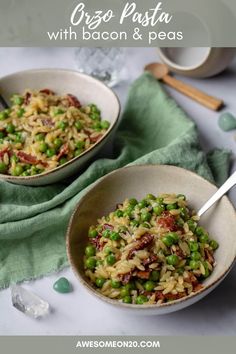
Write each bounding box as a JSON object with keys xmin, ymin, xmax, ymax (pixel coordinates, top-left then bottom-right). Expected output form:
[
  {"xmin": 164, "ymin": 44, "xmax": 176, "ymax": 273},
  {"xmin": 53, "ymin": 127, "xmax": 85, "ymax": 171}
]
[{"xmin": 11, "ymin": 285, "xmax": 50, "ymax": 319}]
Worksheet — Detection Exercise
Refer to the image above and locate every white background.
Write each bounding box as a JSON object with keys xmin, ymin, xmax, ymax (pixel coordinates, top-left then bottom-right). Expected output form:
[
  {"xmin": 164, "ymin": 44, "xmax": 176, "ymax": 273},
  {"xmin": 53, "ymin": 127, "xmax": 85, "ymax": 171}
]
[{"xmin": 0, "ymin": 48, "xmax": 235, "ymax": 335}]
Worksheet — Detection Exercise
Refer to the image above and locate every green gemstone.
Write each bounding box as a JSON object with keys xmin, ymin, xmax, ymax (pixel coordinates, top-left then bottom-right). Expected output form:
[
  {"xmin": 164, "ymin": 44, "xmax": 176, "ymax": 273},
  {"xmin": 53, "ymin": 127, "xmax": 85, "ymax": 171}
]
[
  {"xmin": 218, "ymin": 113, "xmax": 236, "ymax": 132},
  {"xmin": 53, "ymin": 277, "xmax": 72, "ymax": 293}
]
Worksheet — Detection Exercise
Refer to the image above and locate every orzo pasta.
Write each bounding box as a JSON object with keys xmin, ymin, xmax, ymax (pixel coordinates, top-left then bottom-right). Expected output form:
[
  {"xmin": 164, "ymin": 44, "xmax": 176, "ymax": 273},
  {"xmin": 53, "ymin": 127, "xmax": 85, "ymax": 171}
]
[
  {"xmin": 83, "ymin": 193, "xmax": 219, "ymax": 305},
  {"xmin": 0, "ymin": 89, "xmax": 110, "ymax": 176}
]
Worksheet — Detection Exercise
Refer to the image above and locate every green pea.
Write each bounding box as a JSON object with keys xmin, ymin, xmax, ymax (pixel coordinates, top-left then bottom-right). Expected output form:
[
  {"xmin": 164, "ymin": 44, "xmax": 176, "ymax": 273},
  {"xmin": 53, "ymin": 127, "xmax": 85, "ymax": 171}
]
[
  {"xmin": 141, "ymin": 222, "xmax": 150, "ymax": 229},
  {"xmin": 85, "ymin": 245, "xmax": 96, "ymax": 257},
  {"xmin": 59, "ymin": 157, "xmax": 67, "ymax": 165},
  {"xmin": 153, "ymin": 205, "xmax": 165, "ymax": 216},
  {"xmin": 146, "ymin": 193, "xmax": 156, "ymax": 200},
  {"xmin": 104, "ymin": 246, "xmax": 112, "ymax": 255},
  {"xmin": 74, "ymin": 149, "xmax": 83, "ymax": 157},
  {"xmin": 102, "ymin": 230, "xmax": 111, "ymax": 238},
  {"xmin": 199, "ymin": 233, "xmax": 209, "ymax": 244},
  {"xmin": 76, "ymin": 141, "xmax": 85, "ymax": 149},
  {"xmin": 195, "ymin": 226, "xmax": 205, "ymax": 236},
  {"xmin": 6, "ymin": 123, "xmax": 15, "ymax": 134},
  {"xmin": 0, "ymin": 162, "xmax": 7, "ymax": 173},
  {"xmin": 191, "ymin": 251, "xmax": 201, "ymax": 261},
  {"xmin": 0, "ymin": 110, "xmax": 9, "ymax": 120},
  {"xmin": 156, "ymin": 197, "xmax": 164, "ymax": 204},
  {"xmin": 38, "ymin": 142, "xmax": 48, "ymax": 153},
  {"xmin": 111, "ymin": 280, "xmax": 121, "ymax": 289},
  {"xmin": 106, "ymin": 254, "xmax": 116, "ymax": 265},
  {"xmin": 123, "ymin": 296, "xmax": 132, "ymax": 304},
  {"xmin": 46, "ymin": 148, "xmax": 56, "ymax": 158},
  {"xmin": 124, "ymin": 282, "xmax": 136, "ymax": 291},
  {"xmin": 120, "ymin": 287, "xmax": 130, "ymax": 298},
  {"xmin": 115, "ymin": 210, "xmax": 123, "ymax": 218},
  {"xmin": 166, "ymin": 232, "xmax": 179, "ymax": 244},
  {"xmin": 35, "ymin": 133, "xmax": 45, "ymax": 141},
  {"xmin": 130, "ymin": 220, "xmax": 139, "ymax": 227},
  {"xmin": 210, "ymin": 239, "xmax": 219, "ymax": 250},
  {"xmin": 0, "ymin": 131, "xmax": 5, "ymax": 139},
  {"xmin": 166, "ymin": 203, "xmax": 178, "ymax": 211},
  {"xmin": 95, "ymin": 277, "xmax": 106, "ymax": 288},
  {"xmin": 85, "ymin": 257, "xmax": 97, "ymax": 270},
  {"xmin": 189, "ymin": 260, "xmax": 200, "ymax": 270},
  {"xmin": 150, "ymin": 270, "xmax": 160, "ymax": 281},
  {"xmin": 10, "ymin": 155, "xmax": 19, "ymax": 163},
  {"xmin": 162, "ymin": 235, "xmax": 175, "ymax": 247},
  {"xmin": 138, "ymin": 200, "xmax": 148, "ymax": 209},
  {"xmin": 177, "ymin": 194, "xmax": 186, "ymax": 200},
  {"xmin": 129, "ymin": 198, "xmax": 138, "ymax": 206},
  {"xmin": 189, "ymin": 242, "xmax": 199, "ymax": 252},
  {"xmin": 30, "ymin": 166, "xmax": 39, "ymax": 176},
  {"xmin": 177, "ymin": 267, "xmax": 185, "ymax": 275},
  {"xmin": 136, "ymin": 295, "xmax": 148, "ymax": 304},
  {"xmin": 101, "ymin": 120, "xmax": 110, "ymax": 129},
  {"xmin": 187, "ymin": 219, "xmax": 197, "ymax": 232},
  {"xmin": 90, "ymin": 104, "xmax": 100, "ymax": 114},
  {"xmin": 123, "ymin": 209, "xmax": 133, "ymax": 218},
  {"xmin": 53, "ymin": 138, "xmax": 63, "ymax": 150},
  {"xmin": 22, "ymin": 171, "xmax": 30, "ymax": 176},
  {"xmin": 92, "ymin": 122, "xmax": 102, "ymax": 131},
  {"xmin": 202, "ymin": 261, "xmax": 210, "ymax": 278},
  {"xmin": 176, "ymin": 218, "xmax": 184, "ymax": 227},
  {"xmin": 17, "ymin": 108, "xmax": 25, "ymax": 118},
  {"xmin": 180, "ymin": 207, "xmax": 188, "ymax": 220},
  {"xmin": 54, "ymin": 108, "xmax": 65, "ymax": 116},
  {"xmin": 57, "ymin": 121, "xmax": 68, "ymax": 131},
  {"xmin": 12, "ymin": 95, "xmax": 23, "ymax": 105},
  {"xmin": 141, "ymin": 212, "xmax": 152, "ymax": 222},
  {"xmin": 144, "ymin": 281, "xmax": 155, "ymax": 292},
  {"xmin": 90, "ymin": 112, "xmax": 100, "ymax": 121},
  {"xmin": 166, "ymin": 254, "xmax": 179, "ymax": 266},
  {"xmin": 12, "ymin": 165, "xmax": 24, "ymax": 176},
  {"xmin": 110, "ymin": 232, "xmax": 121, "ymax": 241},
  {"xmin": 88, "ymin": 229, "xmax": 98, "ymax": 238},
  {"xmin": 14, "ymin": 132, "xmax": 23, "ymax": 143},
  {"xmin": 75, "ymin": 121, "xmax": 83, "ymax": 130}
]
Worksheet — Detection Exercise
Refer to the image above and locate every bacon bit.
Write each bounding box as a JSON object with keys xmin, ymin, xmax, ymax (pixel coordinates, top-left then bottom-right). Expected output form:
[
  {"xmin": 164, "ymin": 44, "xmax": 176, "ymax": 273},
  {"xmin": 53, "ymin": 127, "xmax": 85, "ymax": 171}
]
[
  {"xmin": 193, "ymin": 284, "xmax": 204, "ymax": 292},
  {"xmin": 67, "ymin": 94, "xmax": 81, "ymax": 108},
  {"xmin": 136, "ymin": 270, "xmax": 150, "ymax": 279},
  {"xmin": 57, "ymin": 143, "xmax": 69, "ymax": 160},
  {"xmin": 90, "ymin": 235, "xmax": 103, "ymax": 250},
  {"xmin": 119, "ymin": 272, "xmax": 132, "ymax": 285},
  {"xmin": 128, "ymin": 233, "xmax": 154, "ymax": 259},
  {"xmin": 103, "ymin": 224, "xmax": 114, "ymax": 231},
  {"xmin": 158, "ymin": 211, "xmax": 179, "ymax": 232},
  {"xmin": 17, "ymin": 151, "xmax": 48, "ymax": 167},
  {"xmin": 155, "ymin": 291, "xmax": 165, "ymax": 301},
  {"xmin": 0, "ymin": 147, "xmax": 10, "ymax": 159},
  {"xmin": 205, "ymin": 249, "xmax": 215, "ymax": 265},
  {"xmin": 164, "ymin": 292, "xmax": 187, "ymax": 301},
  {"xmin": 41, "ymin": 118, "xmax": 54, "ymax": 127},
  {"xmin": 90, "ymin": 134, "xmax": 102, "ymax": 144},
  {"xmin": 174, "ymin": 247, "xmax": 185, "ymax": 259},
  {"xmin": 143, "ymin": 255, "xmax": 158, "ymax": 266},
  {"xmin": 40, "ymin": 89, "xmax": 55, "ymax": 95},
  {"xmin": 185, "ymin": 273, "xmax": 198, "ymax": 286},
  {"xmin": 24, "ymin": 92, "xmax": 31, "ymax": 105}
]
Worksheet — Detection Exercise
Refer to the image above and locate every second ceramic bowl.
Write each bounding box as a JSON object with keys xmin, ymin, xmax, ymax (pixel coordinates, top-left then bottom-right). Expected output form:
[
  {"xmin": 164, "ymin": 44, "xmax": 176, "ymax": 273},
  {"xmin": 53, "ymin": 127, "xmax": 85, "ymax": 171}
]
[
  {"xmin": 67, "ymin": 165, "xmax": 236, "ymax": 315},
  {"xmin": 0, "ymin": 69, "xmax": 120, "ymax": 186}
]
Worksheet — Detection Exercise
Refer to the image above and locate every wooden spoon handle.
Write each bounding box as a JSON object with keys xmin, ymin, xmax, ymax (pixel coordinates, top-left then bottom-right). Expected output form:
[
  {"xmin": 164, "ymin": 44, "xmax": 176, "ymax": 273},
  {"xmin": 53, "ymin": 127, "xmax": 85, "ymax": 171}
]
[{"xmin": 162, "ymin": 75, "xmax": 223, "ymax": 111}]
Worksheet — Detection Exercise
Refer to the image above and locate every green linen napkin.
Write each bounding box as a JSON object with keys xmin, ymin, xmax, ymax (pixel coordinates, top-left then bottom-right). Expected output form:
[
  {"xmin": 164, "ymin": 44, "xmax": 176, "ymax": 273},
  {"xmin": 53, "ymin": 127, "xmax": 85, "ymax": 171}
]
[{"xmin": 0, "ymin": 73, "xmax": 230, "ymax": 289}]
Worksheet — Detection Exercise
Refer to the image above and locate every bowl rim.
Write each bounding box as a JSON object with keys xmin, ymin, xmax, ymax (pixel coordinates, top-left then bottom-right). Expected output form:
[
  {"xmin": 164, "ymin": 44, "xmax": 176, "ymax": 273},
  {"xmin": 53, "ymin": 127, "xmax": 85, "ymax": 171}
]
[
  {"xmin": 0, "ymin": 68, "xmax": 121, "ymax": 182},
  {"xmin": 66, "ymin": 164, "xmax": 236, "ymax": 310},
  {"xmin": 157, "ymin": 47, "xmax": 212, "ymax": 72}
]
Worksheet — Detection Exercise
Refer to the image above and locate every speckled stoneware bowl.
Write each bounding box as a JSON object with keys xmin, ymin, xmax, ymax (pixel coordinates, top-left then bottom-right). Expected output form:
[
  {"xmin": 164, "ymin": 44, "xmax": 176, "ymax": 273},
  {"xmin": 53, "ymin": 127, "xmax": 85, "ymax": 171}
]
[
  {"xmin": 67, "ymin": 165, "xmax": 236, "ymax": 315},
  {"xmin": 0, "ymin": 69, "xmax": 120, "ymax": 186}
]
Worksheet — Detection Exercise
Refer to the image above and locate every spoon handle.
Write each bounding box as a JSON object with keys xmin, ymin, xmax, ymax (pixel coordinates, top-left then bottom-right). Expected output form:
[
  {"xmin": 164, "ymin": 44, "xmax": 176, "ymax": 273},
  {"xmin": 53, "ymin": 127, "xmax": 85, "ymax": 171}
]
[
  {"xmin": 198, "ymin": 171, "xmax": 236, "ymax": 217},
  {"xmin": 162, "ymin": 75, "xmax": 223, "ymax": 111}
]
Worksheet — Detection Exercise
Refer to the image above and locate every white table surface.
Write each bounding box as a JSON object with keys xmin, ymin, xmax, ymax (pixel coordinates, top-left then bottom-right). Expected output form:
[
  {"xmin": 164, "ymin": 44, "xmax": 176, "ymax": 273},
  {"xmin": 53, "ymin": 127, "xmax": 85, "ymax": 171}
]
[{"xmin": 0, "ymin": 48, "xmax": 235, "ymax": 335}]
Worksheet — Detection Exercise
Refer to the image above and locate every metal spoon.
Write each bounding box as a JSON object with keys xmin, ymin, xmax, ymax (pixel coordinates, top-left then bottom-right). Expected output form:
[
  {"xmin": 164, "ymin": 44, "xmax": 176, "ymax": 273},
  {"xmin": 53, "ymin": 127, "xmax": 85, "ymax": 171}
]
[
  {"xmin": 145, "ymin": 62, "xmax": 224, "ymax": 111},
  {"xmin": 198, "ymin": 171, "xmax": 236, "ymax": 217}
]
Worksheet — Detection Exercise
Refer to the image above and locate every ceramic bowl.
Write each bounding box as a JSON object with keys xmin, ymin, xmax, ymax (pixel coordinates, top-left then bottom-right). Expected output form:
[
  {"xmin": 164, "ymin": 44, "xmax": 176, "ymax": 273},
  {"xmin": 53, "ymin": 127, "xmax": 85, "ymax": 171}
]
[
  {"xmin": 0, "ymin": 69, "xmax": 120, "ymax": 186},
  {"xmin": 157, "ymin": 48, "xmax": 236, "ymax": 78},
  {"xmin": 67, "ymin": 165, "xmax": 236, "ymax": 315}
]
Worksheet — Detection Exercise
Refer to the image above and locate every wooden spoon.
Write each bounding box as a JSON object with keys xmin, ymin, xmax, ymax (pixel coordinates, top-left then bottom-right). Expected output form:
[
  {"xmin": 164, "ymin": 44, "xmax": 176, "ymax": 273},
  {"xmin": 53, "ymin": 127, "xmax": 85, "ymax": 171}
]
[{"xmin": 145, "ymin": 63, "xmax": 224, "ymax": 111}]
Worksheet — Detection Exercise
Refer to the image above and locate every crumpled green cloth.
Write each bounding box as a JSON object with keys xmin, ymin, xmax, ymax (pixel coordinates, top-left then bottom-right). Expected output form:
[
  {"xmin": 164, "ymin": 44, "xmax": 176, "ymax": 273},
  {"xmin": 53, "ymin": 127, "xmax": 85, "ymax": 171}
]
[{"xmin": 0, "ymin": 73, "xmax": 230, "ymax": 289}]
